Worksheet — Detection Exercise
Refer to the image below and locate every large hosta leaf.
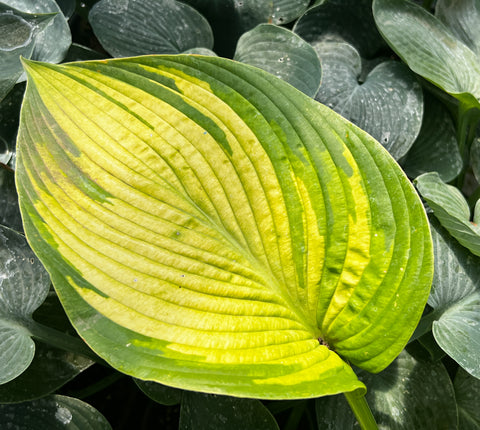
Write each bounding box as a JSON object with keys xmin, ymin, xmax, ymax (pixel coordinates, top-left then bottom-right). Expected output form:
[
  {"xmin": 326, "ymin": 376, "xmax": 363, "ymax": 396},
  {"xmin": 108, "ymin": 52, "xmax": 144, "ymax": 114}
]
[{"xmin": 16, "ymin": 55, "xmax": 433, "ymax": 399}]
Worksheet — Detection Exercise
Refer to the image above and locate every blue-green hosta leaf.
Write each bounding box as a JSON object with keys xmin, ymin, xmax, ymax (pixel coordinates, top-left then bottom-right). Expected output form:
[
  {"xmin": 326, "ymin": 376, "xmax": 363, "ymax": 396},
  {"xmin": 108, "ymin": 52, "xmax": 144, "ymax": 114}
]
[
  {"xmin": 0, "ymin": 3, "xmax": 56, "ymax": 86},
  {"xmin": 2, "ymin": 0, "xmax": 71, "ymax": 67},
  {"xmin": 426, "ymin": 218, "xmax": 480, "ymax": 378},
  {"xmin": 234, "ymin": 24, "xmax": 321, "ymax": 97},
  {"xmin": 315, "ymin": 349, "xmax": 458, "ymax": 429},
  {"xmin": 455, "ymin": 367, "xmax": 480, "ymax": 429},
  {"xmin": 16, "ymin": 55, "xmax": 433, "ymax": 399},
  {"xmin": 313, "ymin": 40, "xmax": 423, "ymax": 160},
  {"xmin": 435, "ymin": 0, "xmax": 480, "ymax": 57},
  {"xmin": 415, "ymin": 172, "xmax": 480, "ymax": 256},
  {"xmin": 373, "ymin": 0, "xmax": 480, "ymax": 110},
  {"xmin": 179, "ymin": 392, "xmax": 279, "ymax": 430},
  {"xmin": 0, "ymin": 342, "xmax": 93, "ymax": 403},
  {"xmin": 403, "ymin": 92, "xmax": 463, "ymax": 182},
  {"xmin": 293, "ymin": 0, "xmax": 387, "ymax": 59},
  {"xmin": 89, "ymin": 0, "xmax": 213, "ymax": 57},
  {"xmin": 0, "ymin": 289, "xmax": 93, "ymax": 403},
  {"xmin": 0, "ymin": 395, "xmax": 111, "ymax": 429},
  {"xmin": 0, "ymin": 225, "xmax": 50, "ymax": 384}
]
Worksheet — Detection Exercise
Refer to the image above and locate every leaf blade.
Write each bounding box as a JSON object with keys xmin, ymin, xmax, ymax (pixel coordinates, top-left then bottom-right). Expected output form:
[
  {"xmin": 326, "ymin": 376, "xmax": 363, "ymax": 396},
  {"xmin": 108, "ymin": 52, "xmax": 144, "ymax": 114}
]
[{"xmin": 16, "ymin": 55, "xmax": 432, "ymax": 398}]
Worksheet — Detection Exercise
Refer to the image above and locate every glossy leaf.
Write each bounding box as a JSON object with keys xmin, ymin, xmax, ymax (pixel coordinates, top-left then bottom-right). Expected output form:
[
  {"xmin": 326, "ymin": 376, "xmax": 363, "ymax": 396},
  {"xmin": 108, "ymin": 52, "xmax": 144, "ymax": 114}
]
[
  {"xmin": 0, "ymin": 225, "xmax": 50, "ymax": 384},
  {"xmin": 16, "ymin": 55, "xmax": 432, "ymax": 399},
  {"xmin": 0, "ymin": 3, "xmax": 56, "ymax": 82},
  {"xmin": 415, "ymin": 172, "xmax": 480, "ymax": 256},
  {"xmin": 373, "ymin": 0, "xmax": 480, "ymax": 110},
  {"xmin": 313, "ymin": 41, "xmax": 423, "ymax": 160},
  {"xmin": 403, "ymin": 92, "xmax": 463, "ymax": 182},
  {"xmin": 315, "ymin": 349, "xmax": 458, "ymax": 429},
  {"xmin": 427, "ymin": 218, "xmax": 480, "ymax": 378},
  {"xmin": 0, "ymin": 394, "xmax": 111, "ymax": 429},
  {"xmin": 89, "ymin": 0, "xmax": 213, "ymax": 57},
  {"xmin": 2, "ymin": 0, "xmax": 71, "ymax": 67},
  {"xmin": 179, "ymin": 392, "xmax": 279, "ymax": 430},
  {"xmin": 455, "ymin": 367, "xmax": 480, "ymax": 429},
  {"xmin": 293, "ymin": 0, "xmax": 387, "ymax": 59},
  {"xmin": 234, "ymin": 24, "xmax": 321, "ymax": 97}
]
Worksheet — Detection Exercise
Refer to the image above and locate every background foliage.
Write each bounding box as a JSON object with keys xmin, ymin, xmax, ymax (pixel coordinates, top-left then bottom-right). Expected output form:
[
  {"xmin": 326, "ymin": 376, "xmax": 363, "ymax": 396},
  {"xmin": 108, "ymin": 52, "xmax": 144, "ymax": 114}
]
[{"xmin": 1, "ymin": 0, "xmax": 480, "ymax": 428}]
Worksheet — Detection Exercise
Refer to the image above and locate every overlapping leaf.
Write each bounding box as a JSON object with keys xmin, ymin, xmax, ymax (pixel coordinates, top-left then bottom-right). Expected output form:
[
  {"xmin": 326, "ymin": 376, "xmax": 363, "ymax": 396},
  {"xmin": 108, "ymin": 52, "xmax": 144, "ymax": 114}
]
[
  {"xmin": 373, "ymin": 0, "xmax": 480, "ymax": 110},
  {"xmin": 0, "ymin": 225, "xmax": 50, "ymax": 384},
  {"xmin": 0, "ymin": 3, "xmax": 56, "ymax": 100},
  {"xmin": 234, "ymin": 24, "xmax": 321, "ymax": 97},
  {"xmin": 2, "ymin": 0, "xmax": 71, "ymax": 67},
  {"xmin": 16, "ymin": 55, "xmax": 432, "ymax": 399},
  {"xmin": 426, "ymin": 219, "xmax": 480, "ymax": 378},
  {"xmin": 313, "ymin": 40, "xmax": 423, "ymax": 160},
  {"xmin": 89, "ymin": 0, "xmax": 213, "ymax": 57},
  {"xmin": 415, "ymin": 172, "xmax": 480, "ymax": 256}
]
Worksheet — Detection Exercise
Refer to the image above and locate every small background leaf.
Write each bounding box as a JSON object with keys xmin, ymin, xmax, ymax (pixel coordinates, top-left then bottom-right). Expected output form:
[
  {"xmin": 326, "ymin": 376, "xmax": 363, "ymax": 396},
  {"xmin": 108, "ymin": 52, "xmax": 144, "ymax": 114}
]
[
  {"xmin": 234, "ymin": 24, "xmax": 321, "ymax": 97},
  {"xmin": 2, "ymin": 0, "xmax": 71, "ymax": 66},
  {"xmin": 415, "ymin": 172, "xmax": 480, "ymax": 256},
  {"xmin": 0, "ymin": 394, "xmax": 111, "ymax": 429},
  {"xmin": 0, "ymin": 4, "xmax": 56, "ymax": 84},
  {"xmin": 179, "ymin": 392, "xmax": 279, "ymax": 430},
  {"xmin": 0, "ymin": 225, "xmax": 50, "ymax": 384},
  {"xmin": 403, "ymin": 92, "xmax": 463, "ymax": 182},
  {"xmin": 89, "ymin": 0, "xmax": 213, "ymax": 57},
  {"xmin": 314, "ymin": 40, "xmax": 423, "ymax": 159}
]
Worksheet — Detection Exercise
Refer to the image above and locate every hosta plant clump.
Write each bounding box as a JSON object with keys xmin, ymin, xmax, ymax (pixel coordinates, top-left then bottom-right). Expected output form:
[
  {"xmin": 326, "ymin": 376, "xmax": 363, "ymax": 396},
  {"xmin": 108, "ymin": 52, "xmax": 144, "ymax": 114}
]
[{"xmin": 0, "ymin": 1, "xmax": 479, "ymax": 429}]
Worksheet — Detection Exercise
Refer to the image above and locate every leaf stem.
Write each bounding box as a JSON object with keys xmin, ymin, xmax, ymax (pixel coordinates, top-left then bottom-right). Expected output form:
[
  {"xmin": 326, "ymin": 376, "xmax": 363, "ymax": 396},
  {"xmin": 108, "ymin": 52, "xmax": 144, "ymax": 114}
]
[
  {"xmin": 344, "ymin": 391, "xmax": 378, "ymax": 430},
  {"xmin": 24, "ymin": 318, "xmax": 107, "ymax": 365}
]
